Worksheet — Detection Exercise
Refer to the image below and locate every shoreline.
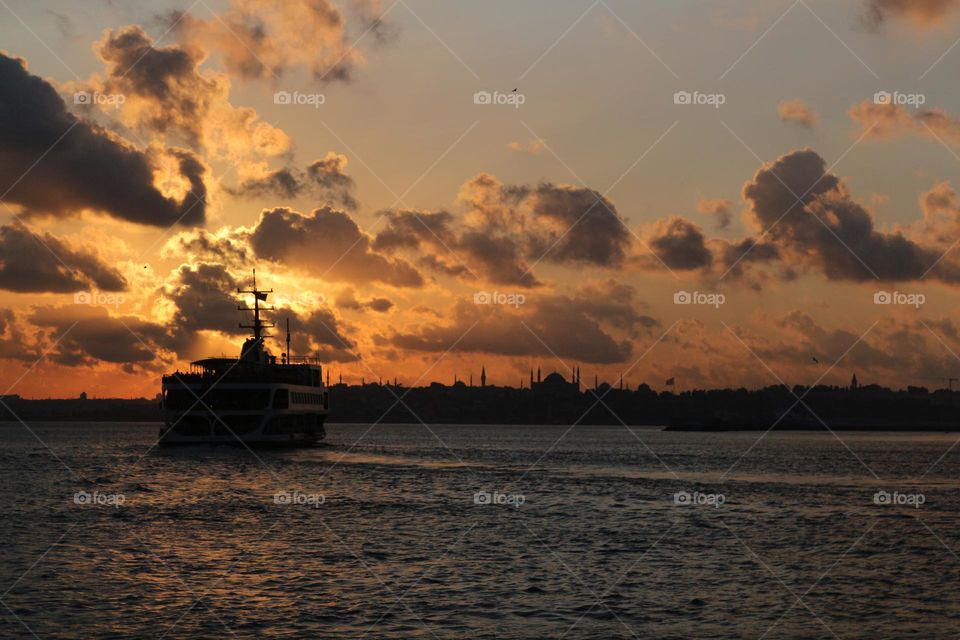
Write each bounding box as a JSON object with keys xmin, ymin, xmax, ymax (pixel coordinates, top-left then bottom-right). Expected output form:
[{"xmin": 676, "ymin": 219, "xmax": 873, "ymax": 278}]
[{"xmin": 3, "ymin": 419, "xmax": 960, "ymax": 432}]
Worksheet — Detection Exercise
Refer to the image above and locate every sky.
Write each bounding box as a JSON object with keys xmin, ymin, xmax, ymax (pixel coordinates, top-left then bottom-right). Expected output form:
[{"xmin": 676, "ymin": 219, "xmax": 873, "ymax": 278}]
[{"xmin": 2, "ymin": 0, "xmax": 960, "ymax": 398}]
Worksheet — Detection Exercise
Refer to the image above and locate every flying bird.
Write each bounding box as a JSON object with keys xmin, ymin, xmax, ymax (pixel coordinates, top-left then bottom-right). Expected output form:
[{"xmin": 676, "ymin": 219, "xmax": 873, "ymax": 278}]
[{"xmin": 811, "ymin": 356, "xmax": 819, "ymax": 364}]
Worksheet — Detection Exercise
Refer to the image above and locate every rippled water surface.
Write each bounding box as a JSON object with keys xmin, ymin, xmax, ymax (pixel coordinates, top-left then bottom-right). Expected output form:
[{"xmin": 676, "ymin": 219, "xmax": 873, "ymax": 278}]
[{"xmin": 2, "ymin": 422, "xmax": 960, "ymax": 639}]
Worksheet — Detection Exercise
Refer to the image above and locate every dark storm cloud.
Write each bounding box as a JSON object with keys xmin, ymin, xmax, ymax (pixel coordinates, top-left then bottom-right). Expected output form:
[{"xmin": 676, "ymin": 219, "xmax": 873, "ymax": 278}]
[
  {"xmin": 571, "ymin": 280, "xmax": 660, "ymax": 336},
  {"xmin": 306, "ymin": 153, "xmax": 358, "ymax": 210},
  {"xmin": 289, "ymin": 306, "xmax": 359, "ymax": 362},
  {"xmin": 390, "ymin": 284, "xmax": 659, "ymax": 364},
  {"xmin": 622, "ymin": 148, "xmax": 960, "ymax": 287},
  {"xmin": 528, "ymin": 183, "xmax": 632, "ymax": 267},
  {"xmin": 0, "ymin": 53, "xmax": 207, "ymax": 226},
  {"xmin": 0, "ymin": 223, "xmax": 126, "ymax": 293},
  {"xmin": 374, "ymin": 208, "xmax": 539, "ymax": 287},
  {"xmin": 390, "ymin": 298, "xmax": 633, "ymax": 364},
  {"xmin": 230, "ymin": 153, "xmax": 358, "ymax": 210},
  {"xmin": 373, "ymin": 174, "xmax": 631, "ymax": 288},
  {"xmin": 166, "ymin": 263, "xmax": 243, "ymax": 337},
  {"xmin": 372, "ymin": 210, "xmax": 458, "ymax": 252},
  {"xmin": 170, "ymin": 229, "xmax": 251, "ymax": 264},
  {"xmin": 94, "ymin": 24, "xmax": 212, "ymax": 146},
  {"xmin": 458, "ymin": 231, "xmax": 540, "ymax": 288},
  {"xmin": 249, "ymin": 206, "xmax": 424, "ymax": 287},
  {"xmin": 232, "ymin": 168, "xmax": 303, "ymax": 200},
  {"xmin": 646, "ymin": 217, "xmax": 714, "ymax": 270},
  {"xmin": 29, "ymin": 304, "xmax": 171, "ymax": 371},
  {"xmin": 742, "ymin": 148, "xmax": 954, "ymax": 282}
]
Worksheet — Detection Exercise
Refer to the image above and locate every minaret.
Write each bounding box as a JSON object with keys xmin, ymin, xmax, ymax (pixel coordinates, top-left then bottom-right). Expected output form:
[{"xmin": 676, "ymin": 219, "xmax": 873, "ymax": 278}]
[
  {"xmin": 326, "ymin": 370, "xmax": 330, "ymax": 386},
  {"xmin": 530, "ymin": 368, "xmax": 534, "ymax": 388},
  {"xmin": 537, "ymin": 367, "xmax": 541, "ymax": 383},
  {"xmin": 339, "ymin": 371, "xmax": 342, "ymax": 385},
  {"xmin": 594, "ymin": 374, "xmax": 598, "ymax": 391},
  {"xmin": 576, "ymin": 367, "xmax": 581, "ymax": 390},
  {"xmin": 481, "ymin": 366, "xmax": 486, "ymax": 388},
  {"xmin": 619, "ymin": 374, "xmax": 623, "ymax": 391},
  {"xmin": 851, "ymin": 372, "xmax": 858, "ymax": 391}
]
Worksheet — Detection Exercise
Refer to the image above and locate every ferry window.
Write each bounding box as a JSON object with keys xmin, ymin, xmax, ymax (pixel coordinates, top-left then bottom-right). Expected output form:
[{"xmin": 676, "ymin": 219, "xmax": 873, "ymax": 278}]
[
  {"xmin": 273, "ymin": 389, "xmax": 289, "ymax": 409},
  {"xmin": 203, "ymin": 389, "xmax": 269, "ymax": 410}
]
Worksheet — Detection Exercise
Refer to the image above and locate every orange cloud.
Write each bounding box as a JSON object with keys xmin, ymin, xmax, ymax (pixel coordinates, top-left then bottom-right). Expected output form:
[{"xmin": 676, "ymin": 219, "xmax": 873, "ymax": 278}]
[
  {"xmin": 848, "ymin": 99, "xmax": 960, "ymax": 144},
  {"xmin": 778, "ymin": 99, "xmax": 819, "ymax": 128},
  {"xmin": 863, "ymin": 0, "xmax": 960, "ymax": 29},
  {"xmin": 165, "ymin": 0, "xmax": 387, "ymax": 82}
]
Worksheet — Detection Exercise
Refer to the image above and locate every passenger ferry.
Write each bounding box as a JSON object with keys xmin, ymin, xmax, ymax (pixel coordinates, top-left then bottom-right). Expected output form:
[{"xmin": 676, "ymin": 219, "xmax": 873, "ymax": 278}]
[{"xmin": 159, "ymin": 272, "xmax": 328, "ymax": 446}]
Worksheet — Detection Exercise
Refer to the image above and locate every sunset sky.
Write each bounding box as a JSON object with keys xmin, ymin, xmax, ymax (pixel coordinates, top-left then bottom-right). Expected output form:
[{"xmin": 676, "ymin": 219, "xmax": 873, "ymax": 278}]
[{"xmin": 3, "ymin": 0, "xmax": 960, "ymax": 398}]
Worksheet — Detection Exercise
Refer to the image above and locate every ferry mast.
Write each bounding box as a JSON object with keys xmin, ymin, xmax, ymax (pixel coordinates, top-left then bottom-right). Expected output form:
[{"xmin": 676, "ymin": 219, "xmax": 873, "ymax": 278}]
[{"xmin": 237, "ymin": 269, "xmax": 274, "ymax": 341}]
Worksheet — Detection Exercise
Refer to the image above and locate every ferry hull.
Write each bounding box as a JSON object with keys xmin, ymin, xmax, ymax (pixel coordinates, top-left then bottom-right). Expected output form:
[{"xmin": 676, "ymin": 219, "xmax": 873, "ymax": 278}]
[{"xmin": 158, "ymin": 411, "xmax": 327, "ymax": 447}]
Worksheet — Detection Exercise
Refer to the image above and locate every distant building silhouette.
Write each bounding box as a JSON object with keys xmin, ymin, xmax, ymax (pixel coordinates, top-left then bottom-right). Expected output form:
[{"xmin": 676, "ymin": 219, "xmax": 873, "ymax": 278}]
[
  {"xmin": 851, "ymin": 373, "xmax": 858, "ymax": 391},
  {"xmin": 532, "ymin": 371, "xmax": 578, "ymax": 397}
]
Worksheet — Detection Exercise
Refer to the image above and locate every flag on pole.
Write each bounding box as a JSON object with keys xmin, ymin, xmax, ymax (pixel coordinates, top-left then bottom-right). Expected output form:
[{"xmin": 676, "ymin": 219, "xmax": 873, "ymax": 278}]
[{"xmin": 665, "ymin": 377, "xmax": 675, "ymax": 386}]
